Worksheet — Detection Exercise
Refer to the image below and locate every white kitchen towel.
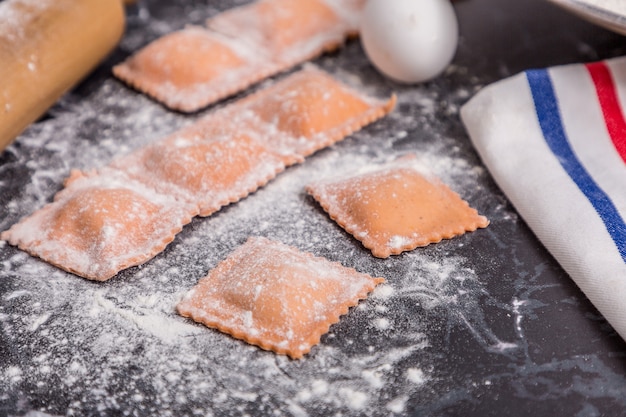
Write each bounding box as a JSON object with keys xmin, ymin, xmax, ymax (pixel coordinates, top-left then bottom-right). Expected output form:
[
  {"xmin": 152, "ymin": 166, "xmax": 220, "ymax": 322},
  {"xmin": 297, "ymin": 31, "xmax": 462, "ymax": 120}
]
[{"xmin": 461, "ymin": 57, "xmax": 626, "ymax": 340}]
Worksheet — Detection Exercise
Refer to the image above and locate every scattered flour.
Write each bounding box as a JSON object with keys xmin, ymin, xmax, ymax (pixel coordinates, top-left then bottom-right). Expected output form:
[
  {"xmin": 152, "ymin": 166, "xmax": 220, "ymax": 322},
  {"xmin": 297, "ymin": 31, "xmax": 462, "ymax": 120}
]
[
  {"xmin": 406, "ymin": 368, "xmax": 428, "ymax": 385},
  {"xmin": 373, "ymin": 317, "xmax": 391, "ymax": 330},
  {"xmin": 386, "ymin": 396, "xmax": 409, "ymax": 414},
  {"xmin": 0, "ymin": 0, "xmax": 54, "ymax": 43},
  {"xmin": 0, "ymin": 1, "xmax": 523, "ymax": 416},
  {"xmin": 339, "ymin": 388, "xmax": 368, "ymax": 410}
]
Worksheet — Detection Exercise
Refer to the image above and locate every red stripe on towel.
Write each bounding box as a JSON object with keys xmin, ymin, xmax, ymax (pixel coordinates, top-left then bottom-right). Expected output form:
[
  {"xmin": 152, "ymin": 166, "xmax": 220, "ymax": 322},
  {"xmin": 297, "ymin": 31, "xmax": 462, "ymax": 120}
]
[{"xmin": 586, "ymin": 61, "xmax": 626, "ymax": 164}]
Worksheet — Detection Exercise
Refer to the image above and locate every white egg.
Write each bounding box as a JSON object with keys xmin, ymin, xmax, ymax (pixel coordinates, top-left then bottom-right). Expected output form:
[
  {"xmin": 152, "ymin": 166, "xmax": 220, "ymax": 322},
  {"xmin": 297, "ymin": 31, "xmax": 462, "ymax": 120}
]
[{"xmin": 360, "ymin": 0, "xmax": 459, "ymax": 84}]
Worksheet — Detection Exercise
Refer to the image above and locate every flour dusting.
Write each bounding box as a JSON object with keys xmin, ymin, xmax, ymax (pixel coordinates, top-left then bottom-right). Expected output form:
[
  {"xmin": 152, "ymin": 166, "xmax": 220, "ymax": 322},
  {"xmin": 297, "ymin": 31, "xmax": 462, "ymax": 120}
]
[{"xmin": 0, "ymin": 1, "xmax": 542, "ymax": 416}]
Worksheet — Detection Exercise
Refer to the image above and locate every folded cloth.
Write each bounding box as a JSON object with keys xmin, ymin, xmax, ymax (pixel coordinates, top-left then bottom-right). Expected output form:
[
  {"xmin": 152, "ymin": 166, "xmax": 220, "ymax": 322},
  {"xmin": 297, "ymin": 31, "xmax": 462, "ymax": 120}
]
[{"xmin": 461, "ymin": 56, "xmax": 626, "ymax": 340}]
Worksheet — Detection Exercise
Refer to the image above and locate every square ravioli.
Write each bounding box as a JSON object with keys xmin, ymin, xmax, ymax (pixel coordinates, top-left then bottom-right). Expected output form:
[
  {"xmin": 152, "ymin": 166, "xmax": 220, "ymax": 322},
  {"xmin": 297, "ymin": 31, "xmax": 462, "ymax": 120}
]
[
  {"xmin": 240, "ymin": 66, "xmax": 396, "ymax": 157},
  {"xmin": 0, "ymin": 170, "xmax": 195, "ymax": 281},
  {"xmin": 306, "ymin": 156, "xmax": 490, "ymax": 258},
  {"xmin": 207, "ymin": 0, "xmax": 357, "ymax": 64},
  {"xmin": 109, "ymin": 116, "xmax": 291, "ymax": 217},
  {"xmin": 113, "ymin": 26, "xmax": 273, "ymax": 112},
  {"xmin": 177, "ymin": 236, "xmax": 384, "ymax": 359}
]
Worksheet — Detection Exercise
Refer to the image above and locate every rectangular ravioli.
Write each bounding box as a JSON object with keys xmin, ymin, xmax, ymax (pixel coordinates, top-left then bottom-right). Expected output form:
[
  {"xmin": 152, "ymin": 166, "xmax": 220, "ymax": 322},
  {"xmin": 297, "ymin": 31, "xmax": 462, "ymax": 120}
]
[
  {"xmin": 1, "ymin": 68, "xmax": 395, "ymax": 280},
  {"xmin": 113, "ymin": 0, "xmax": 362, "ymax": 112}
]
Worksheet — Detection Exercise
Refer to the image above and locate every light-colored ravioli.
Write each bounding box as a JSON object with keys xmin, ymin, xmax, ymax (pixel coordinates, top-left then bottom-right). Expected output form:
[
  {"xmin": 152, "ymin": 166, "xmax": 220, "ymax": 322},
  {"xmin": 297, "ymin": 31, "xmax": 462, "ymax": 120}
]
[
  {"xmin": 0, "ymin": 170, "xmax": 195, "ymax": 281},
  {"xmin": 177, "ymin": 236, "xmax": 384, "ymax": 359},
  {"xmin": 307, "ymin": 157, "xmax": 490, "ymax": 258},
  {"xmin": 2, "ymin": 67, "xmax": 394, "ymax": 280},
  {"xmin": 113, "ymin": 26, "xmax": 269, "ymax": 112},
  {"xmin": 207, "ymin": 0, "xmax": 352, "ymax": 63},
  {"xmin": 110, "ymin": 125, "xmax": 289, "ymax": 217},
  {"xmin": 113, "ymin": 0, "xmax": 362, "ymax": 112},
  {"xmin": 121, "ymin": 27, "xmax": 245, "ymax": 86},
  {"xmin": 241, "ymin": 66, "xmax": 397, "ymax": 157}
]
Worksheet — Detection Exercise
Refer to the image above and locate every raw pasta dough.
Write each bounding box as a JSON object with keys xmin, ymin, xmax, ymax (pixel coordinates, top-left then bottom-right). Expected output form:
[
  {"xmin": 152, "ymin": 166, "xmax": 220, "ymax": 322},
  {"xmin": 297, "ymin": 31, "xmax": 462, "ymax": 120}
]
[
  {"xmin": 307, "ymin": 156, "xmax": 489, "ymax": 257},
  {"xmin": 177, "ymin": 236, "xmax": 384, "ymax": 359},
  {"xmin": 0, "ymin": 170, "xmax": 195, "ymax": 281}
]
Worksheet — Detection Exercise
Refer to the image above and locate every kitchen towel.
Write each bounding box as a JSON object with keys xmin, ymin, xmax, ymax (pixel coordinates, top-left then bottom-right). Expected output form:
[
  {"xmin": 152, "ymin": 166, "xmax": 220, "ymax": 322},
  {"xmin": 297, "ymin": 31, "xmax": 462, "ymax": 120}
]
[{"xmin": 461, "ymin": 56, "xmax": 626, "ymax": 340}]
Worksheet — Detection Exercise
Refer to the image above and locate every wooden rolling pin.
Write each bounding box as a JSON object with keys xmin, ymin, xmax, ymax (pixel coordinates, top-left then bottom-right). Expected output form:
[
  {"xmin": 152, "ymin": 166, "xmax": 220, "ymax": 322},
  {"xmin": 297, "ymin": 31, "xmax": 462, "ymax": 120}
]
[{"xmin": 0, "ymin": 0, "xmax": 126, "ymax": 151}]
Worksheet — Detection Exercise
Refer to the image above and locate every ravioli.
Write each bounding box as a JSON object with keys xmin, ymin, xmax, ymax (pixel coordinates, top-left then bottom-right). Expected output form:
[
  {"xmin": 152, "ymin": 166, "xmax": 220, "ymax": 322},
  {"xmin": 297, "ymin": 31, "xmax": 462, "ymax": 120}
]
[
  {"xmin": 307, "ymin": 156, "xmax": 490, "ymax": 257},
  {"xmin": 0, "ymin": 170, "xmax": 195, "ymax": 281},
  {"xmin": 240, "ymin": 66, "xmax": 396, "ymax": 157},
  {"xmin": 113, "ymin": 26, "xmax": 266, "ymax": 112},
  {"xmin": 207, "ymin": 0, "xmax": 356, "ymax": 62},
  {"xmin": 177, "ymin": 237, "xmax": 384, "ymax": 359},
  {"xmin": 110, "ymin": 127, "xmax": 288, "ymax": 217}
]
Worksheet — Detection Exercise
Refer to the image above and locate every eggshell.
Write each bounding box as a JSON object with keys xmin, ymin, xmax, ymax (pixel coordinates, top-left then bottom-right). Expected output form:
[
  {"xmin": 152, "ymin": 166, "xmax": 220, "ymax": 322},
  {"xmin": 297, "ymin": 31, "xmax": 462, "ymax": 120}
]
[{"xmin": 360, "ymin": 0, "xmax": 459, "ymax": 83}]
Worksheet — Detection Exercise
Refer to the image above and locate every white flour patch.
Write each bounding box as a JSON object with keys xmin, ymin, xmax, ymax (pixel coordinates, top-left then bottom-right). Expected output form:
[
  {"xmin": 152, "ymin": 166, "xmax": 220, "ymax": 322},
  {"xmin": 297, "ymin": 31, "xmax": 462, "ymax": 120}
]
[
  {"xmin": 371, "ymin": 284, "xmax": 394, "ymax": 300},
  {"xmin": 386, "ymin": 395, "xmax": 409, "ymax": 414},
  {"xmin": 373, "ymin": 317, "xmax": 391, "ymax": 330},
  {"xmin": 29, "ymin": 313, "xmax": 51, "ymax": 331},
  {"xmin": 93, "ymin": 291, "xmax": 203, "ymax": 344},
  {"xmin": 339, "ymin": 388, "xmax": 368, "ymax": 410},
  {"xmin": 407, "ymin": 368, "xmax": 428, "ymax": 385},
  {"xmin": 362, "ymin": 364, "xmax": 392, "ymax": 389}
]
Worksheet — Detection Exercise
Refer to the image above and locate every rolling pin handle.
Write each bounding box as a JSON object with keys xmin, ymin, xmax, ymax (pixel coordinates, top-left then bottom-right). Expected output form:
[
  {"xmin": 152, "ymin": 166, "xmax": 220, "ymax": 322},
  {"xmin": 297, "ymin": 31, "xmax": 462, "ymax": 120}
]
[{"xmin": 0, "ymin": 0, "xmax": 126, "ymax": 152}]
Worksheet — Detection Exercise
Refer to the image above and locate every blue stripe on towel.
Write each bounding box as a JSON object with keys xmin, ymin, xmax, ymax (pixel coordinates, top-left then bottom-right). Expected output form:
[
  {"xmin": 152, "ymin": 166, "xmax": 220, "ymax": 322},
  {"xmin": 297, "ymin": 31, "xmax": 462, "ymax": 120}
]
[{"xmin": 526, "ymin": 69, "xmax": 626, "ymax": 262}]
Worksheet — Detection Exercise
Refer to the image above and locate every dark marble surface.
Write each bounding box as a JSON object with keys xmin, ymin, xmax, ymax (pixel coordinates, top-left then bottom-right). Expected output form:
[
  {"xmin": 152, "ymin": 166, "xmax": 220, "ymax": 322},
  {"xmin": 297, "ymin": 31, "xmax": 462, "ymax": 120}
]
[{"xmin": 1, "ymin": 0, "xmax": 626, "ymax": 416}]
